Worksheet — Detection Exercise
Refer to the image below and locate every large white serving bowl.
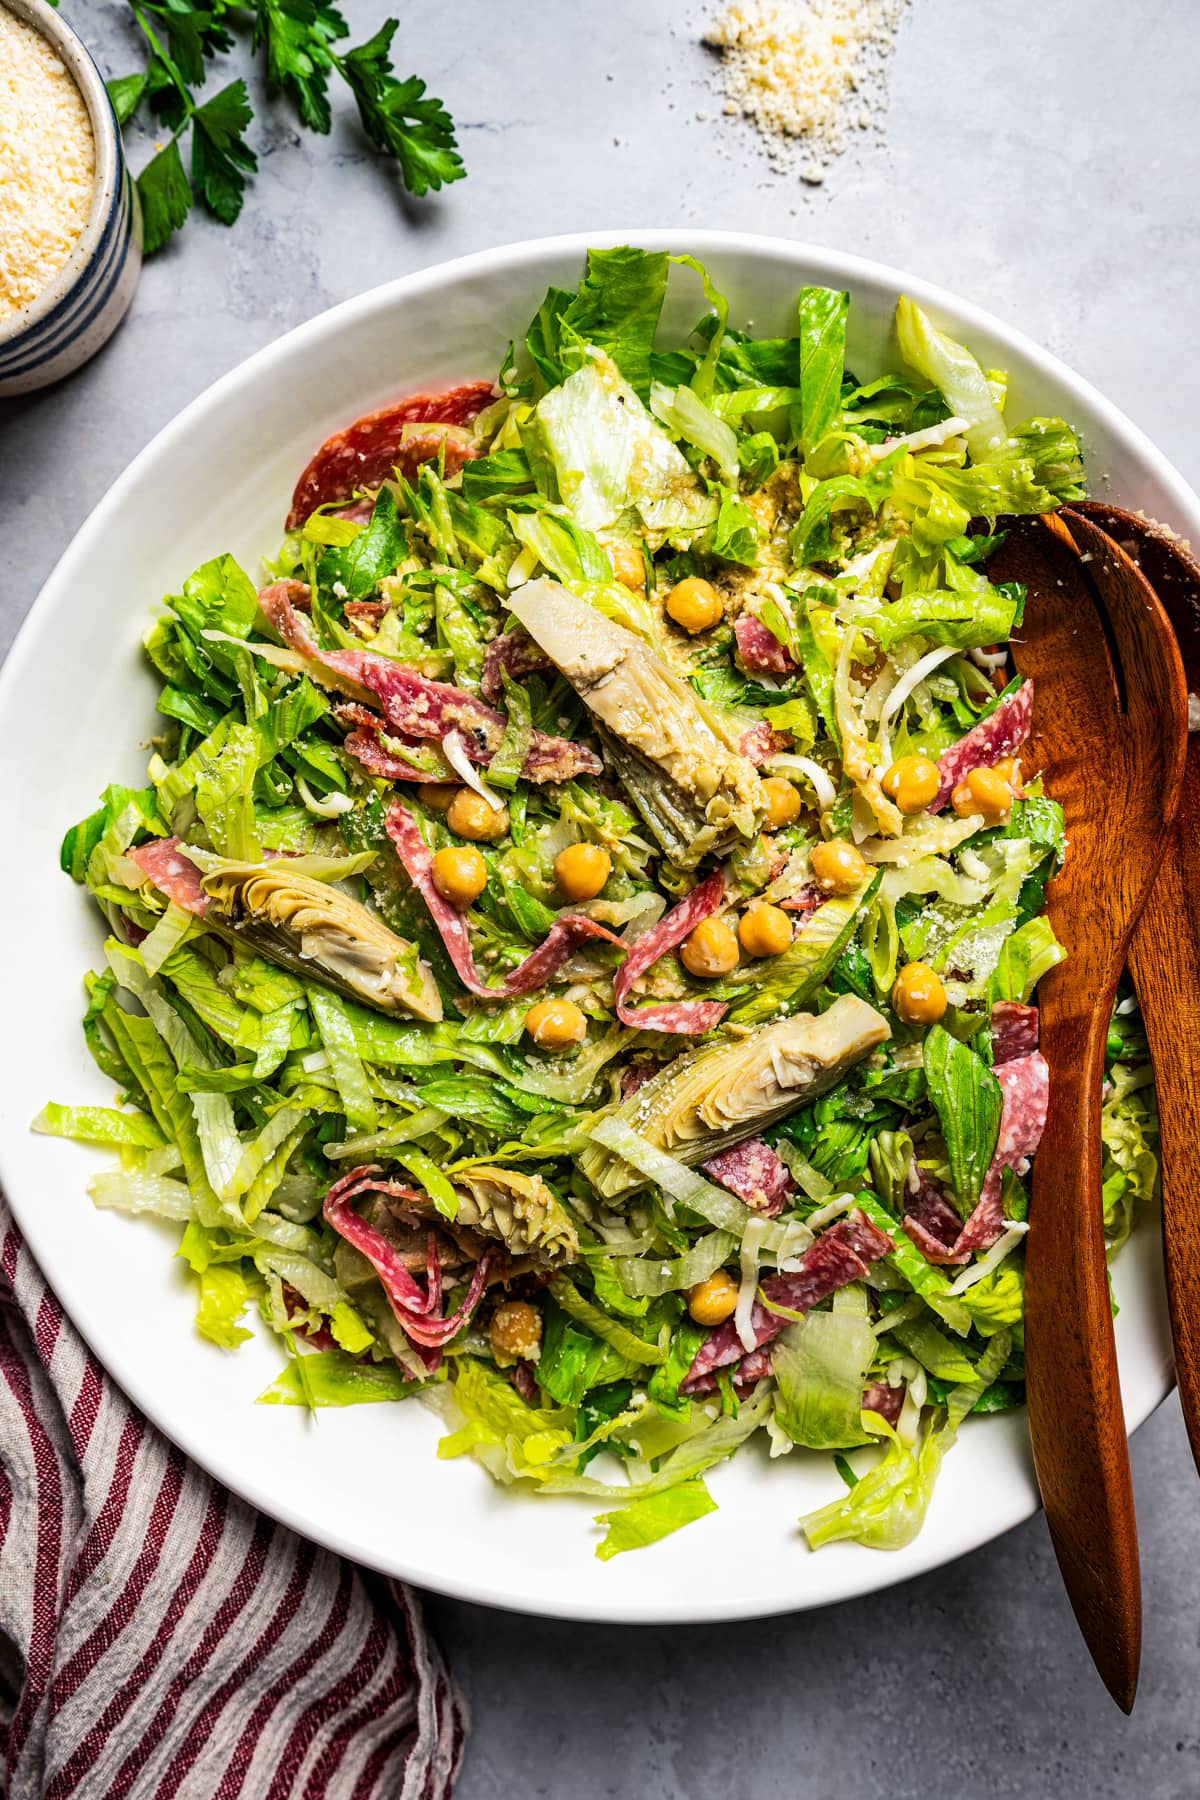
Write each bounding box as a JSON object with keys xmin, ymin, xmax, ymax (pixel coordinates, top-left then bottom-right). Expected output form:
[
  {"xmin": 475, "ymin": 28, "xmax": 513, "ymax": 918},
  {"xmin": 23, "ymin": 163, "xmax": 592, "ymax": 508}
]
[{"xmin": 1, "ymin": 232, "xmax": 1193, "ymax": 1623}]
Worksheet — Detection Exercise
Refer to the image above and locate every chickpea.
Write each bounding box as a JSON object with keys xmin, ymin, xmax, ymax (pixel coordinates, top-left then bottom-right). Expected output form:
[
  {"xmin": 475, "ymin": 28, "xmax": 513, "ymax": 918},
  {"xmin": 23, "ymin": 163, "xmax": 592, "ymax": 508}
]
[
  {"xmin": 687, "ymin": 1270, "xmax": 739, "ymax": 1327},
  {"xmin": 761, "ymin": 776, "xmax": 802, "ymax": 831},
  {"xmin": 554, "ymin": 841, "xmax": 612, "ymax": 902},
  {"xmin": 666, "ymin": 576, "xmax": 724, "ymax": 634},
  {"xmin": 893, "ymin": 961, "xmax": 948, "ymax": 1025},
  {"xmin": 609, "ymin": 540, "xmax": 646, "ymax": 590},
  {"xmin": 525, "ymin": 996, "xmax": 587, "ymax": 1050},
  {"xmin": 810, "ymin": 838, "xmax": 869, "ymax": 895},
  {"xmin": 738, "ymin": 901, "xmax": 794, "ymax": 958},
  {"xmin": 422, "ymin": 783, "xmax": 458, "ymax": 813},
  {"xmin": 951, "ymin": 764, "xmax": 1013, "ymax": 824},
  {"xmin": 992, "ymin": 756, "xmax": 1018, "ymax": 784},
  {"xmin": 446, "ymin": 788, "xmax": 509, "ymax": 842},
  {"xmin": 431, "ymin": 845, "xmax": 488, "ymax": 909},
  {"xmin": 489, "ymin": 1300, "xmax": 542, "ymax": 1366},
  {"xmin": 881, "ymin": 754, "xmax": 940, "ymax": 815},
  {"xmin": 680, "ymin": 915, "xmax": 740, "ymax": 978}
]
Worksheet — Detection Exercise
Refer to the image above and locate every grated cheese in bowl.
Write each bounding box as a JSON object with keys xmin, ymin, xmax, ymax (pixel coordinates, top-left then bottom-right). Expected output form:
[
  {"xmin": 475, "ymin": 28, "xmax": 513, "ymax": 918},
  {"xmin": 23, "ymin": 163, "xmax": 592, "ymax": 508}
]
[
  {"xmin": 704, "ymin": 0, "xmax": 907, "ymax": 181},
  {"xmin": 0, "ymin": 3, "xmax": 96, "ymax": 323}
]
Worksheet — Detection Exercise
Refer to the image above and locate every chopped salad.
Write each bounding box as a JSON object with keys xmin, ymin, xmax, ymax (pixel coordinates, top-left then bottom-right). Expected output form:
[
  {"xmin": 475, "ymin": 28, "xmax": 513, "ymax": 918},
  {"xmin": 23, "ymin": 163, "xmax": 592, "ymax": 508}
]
[{"xmin": 43, "ymin": 248, "xmax": 1160, "ymax": 1560}]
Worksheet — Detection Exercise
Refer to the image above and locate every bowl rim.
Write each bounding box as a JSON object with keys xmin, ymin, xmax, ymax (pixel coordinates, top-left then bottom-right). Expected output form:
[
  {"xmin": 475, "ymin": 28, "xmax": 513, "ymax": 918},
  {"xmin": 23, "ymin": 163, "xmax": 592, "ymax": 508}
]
[
  {"xmin": 0, "ymin": 0, "xmax": 124, "ymax": 348},
  {"xmin": 1, "ymin": 229, "xmax": 1196, "ymax": 1622}
]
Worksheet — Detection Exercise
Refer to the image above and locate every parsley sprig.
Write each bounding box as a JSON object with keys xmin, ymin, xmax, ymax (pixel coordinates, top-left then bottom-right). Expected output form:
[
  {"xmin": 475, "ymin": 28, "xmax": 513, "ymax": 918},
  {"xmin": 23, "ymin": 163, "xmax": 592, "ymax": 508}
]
[{"xmin": 107, "ymin": 2, "xmax": 465, "ymax": 255}]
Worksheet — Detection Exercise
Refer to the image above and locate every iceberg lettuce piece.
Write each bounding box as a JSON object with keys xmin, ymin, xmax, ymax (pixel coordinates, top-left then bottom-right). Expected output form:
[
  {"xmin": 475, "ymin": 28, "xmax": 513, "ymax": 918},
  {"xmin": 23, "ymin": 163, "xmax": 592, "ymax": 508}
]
[
  {"xmin": 594, "ymin": 1479, "xmax": 716, "ymax": 1561},
  {"xmin": 529, "ymin": 353, "xmax": 717, "ymax": 542},
  {"xmin": 772, "ymin": 1311, "xmax": 876, "ymax": 1451}
]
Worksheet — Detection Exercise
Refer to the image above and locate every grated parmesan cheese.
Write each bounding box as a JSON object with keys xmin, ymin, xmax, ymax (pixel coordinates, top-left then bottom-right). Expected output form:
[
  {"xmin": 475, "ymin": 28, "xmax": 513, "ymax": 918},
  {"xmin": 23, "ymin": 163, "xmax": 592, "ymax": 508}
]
[
  {"xmin": 0, "ymin": 5, "xmax": 95, "ymax": 323},
  {"xmin": 704, "ymin": 0, "xmax": 906, "ymax": 180}
]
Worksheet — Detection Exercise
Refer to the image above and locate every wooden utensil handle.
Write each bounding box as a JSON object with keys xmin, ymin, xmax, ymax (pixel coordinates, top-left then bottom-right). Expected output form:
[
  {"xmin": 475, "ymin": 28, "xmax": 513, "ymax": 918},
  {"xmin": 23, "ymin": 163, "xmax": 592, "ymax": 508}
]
[
  {"xmin": 1129, "ymin": 836, "xmax": 1200, "ymax": 1478},
  {"xmin": 1025, "ymin": 990, "xmax": 1141, "ymax": 1711}
]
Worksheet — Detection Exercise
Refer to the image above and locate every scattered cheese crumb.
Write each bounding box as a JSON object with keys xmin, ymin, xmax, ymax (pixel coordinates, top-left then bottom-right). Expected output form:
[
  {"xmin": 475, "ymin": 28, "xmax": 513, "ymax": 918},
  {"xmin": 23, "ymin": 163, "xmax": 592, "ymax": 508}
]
[
  {"xmin": 704, "ymin": 0, "xmax": 907, "ymax": 178},
  {"xmin": 0, "ymin": 6, "xmax": 95, "ymax": 322}
]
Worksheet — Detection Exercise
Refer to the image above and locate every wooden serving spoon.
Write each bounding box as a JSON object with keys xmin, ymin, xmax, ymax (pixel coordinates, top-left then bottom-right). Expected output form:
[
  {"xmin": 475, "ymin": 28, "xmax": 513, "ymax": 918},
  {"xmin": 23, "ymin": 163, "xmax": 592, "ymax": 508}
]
[
  {"xmin": 1065, "ymin": 502, "xmax": 1200, "ymax": 1479},
  {"xmin": 989, "ymin": 514, "xmax": 1187, "ymax": 1712}
]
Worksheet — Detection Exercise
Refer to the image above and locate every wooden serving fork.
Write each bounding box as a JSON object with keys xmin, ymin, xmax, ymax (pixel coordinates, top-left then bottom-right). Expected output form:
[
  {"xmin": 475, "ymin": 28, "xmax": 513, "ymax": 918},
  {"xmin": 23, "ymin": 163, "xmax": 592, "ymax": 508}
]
[
  {"xmin": 990, "ymin": 515, "xmax": 1187, "ymax": 1711},
  {"xmin": 1065, "ymin": 503, "xmax": 1200, "ymax": 1480}
]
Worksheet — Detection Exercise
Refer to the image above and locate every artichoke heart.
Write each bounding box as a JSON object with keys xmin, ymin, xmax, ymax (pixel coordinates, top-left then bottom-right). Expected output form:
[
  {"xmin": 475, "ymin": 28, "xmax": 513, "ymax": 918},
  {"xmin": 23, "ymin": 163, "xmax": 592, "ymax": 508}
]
[
  {"xmin": 505, "ymin": 580, "xmax": 766, "ymax": 868},
  {"xmin": 203, "ymin": 863, "xmax": 442, "ymax": 1022},
  {"xmin": 579, "ymin": 993, "xmax": 890, "ymax": 1199},
  {"xmin": 452, "ymin": 1166, "xmax": 579, "ymax": 1268}
]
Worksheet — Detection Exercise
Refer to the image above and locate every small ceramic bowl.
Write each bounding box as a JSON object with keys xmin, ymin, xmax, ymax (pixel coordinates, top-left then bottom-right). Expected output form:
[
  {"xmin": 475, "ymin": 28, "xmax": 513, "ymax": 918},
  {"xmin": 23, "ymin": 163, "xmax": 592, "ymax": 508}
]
[{"xmin": 0, "ymin": 0, "xmax": 142, "ymax": 397}]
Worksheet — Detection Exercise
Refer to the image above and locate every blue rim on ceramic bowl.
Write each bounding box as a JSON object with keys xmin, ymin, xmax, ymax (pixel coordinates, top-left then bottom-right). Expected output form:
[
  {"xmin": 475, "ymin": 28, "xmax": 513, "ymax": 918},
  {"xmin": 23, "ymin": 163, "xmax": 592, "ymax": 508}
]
[{"xmin": 0, "ymin": 0, "xmax": 142, "ymax": 398}]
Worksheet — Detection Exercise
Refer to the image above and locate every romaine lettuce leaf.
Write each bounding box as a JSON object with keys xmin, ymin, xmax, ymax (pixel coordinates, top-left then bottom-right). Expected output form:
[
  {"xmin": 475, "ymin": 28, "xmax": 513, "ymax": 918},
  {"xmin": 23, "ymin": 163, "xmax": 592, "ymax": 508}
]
[{"xmin": 923, "ymin": 1025, "xmax": 1003, "ymax": 1213}]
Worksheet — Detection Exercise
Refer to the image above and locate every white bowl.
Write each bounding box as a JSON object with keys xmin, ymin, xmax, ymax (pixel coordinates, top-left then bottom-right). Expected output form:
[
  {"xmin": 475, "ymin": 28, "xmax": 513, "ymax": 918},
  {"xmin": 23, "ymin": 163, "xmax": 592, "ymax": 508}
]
[{"xmin": 0, "ymin": 232, "xmax": 1192, "ymax": 1622}]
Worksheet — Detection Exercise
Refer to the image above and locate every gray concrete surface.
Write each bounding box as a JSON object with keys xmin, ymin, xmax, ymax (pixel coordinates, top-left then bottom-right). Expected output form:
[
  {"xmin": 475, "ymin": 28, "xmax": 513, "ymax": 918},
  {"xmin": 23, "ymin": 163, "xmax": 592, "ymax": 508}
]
[{"xmin": 3, "ymin": 1, "xmax": 1200, "ymax": 1793}]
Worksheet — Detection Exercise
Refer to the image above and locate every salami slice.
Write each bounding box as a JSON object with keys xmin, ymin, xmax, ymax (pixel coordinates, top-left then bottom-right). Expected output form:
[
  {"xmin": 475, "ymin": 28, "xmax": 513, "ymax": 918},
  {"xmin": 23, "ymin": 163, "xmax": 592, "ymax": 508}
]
[
  {"xmin": 862, "ymin": 1379, "xmax": 905, "ymax": 1425},
  {"xmin": 286, "ymin": 381, "xmax": 496, "ymax": 530},
  {"xmin": 738, "ymin": 721, "xmax": 790, "ymax": 767},
  {"xmin": 611, "ymin": 868, "xmax": 729, "ymax": 1035},
  {"xmin": 684, "ymin": 1345, "xmax": 773, "ymax": 1395},
  {"xmin": 259, "ymin": 580, "xmax": 601, "ymax": 784},
  {"xmin": 734, "ymin": 614, "xmax": 797, "ymax": 675},
  {"xmin": 929, "ymin": 680, "xmax": 1034, "ymax": 811},
  {"xmin": 129, "ymin": 838, "xmax": 208, "ymax": 916},
  {"xmin": 385, "ymin": 801, "xmax": 623, "ymax": 1001},
  {"xmin": 481, "ymin": 631, "xmax": 553, "ymax": 704},
  {"xmin": 991, "ymin": 1000, "xmax": 1039, "ymax": 1065},
  {"xmin": 681, "ymin": 1211, "xmax": 891, "ymax": 1392},
  {"xmin": 701, "ymin": 1139, "xmax": 794, "ymax": 1215}
]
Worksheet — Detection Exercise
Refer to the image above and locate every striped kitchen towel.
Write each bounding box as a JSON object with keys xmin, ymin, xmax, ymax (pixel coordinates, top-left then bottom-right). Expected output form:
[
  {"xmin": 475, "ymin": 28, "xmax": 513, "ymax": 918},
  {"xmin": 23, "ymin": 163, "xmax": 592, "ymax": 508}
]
[{"xmin": 0, "ymin": 1204, "xmax": 467, "ymax": 1798}]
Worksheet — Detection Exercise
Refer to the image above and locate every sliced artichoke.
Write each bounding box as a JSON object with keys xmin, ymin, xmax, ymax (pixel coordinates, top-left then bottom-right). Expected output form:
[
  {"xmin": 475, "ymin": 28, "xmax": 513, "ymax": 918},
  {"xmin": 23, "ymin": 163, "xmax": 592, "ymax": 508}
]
[
  {"xmin": 452, "ymin": 1166, "xmax": 579, "ymax": 1268},
  {"xmin": 506, "ymin": 579, "xmax": 766, "ymax": 867},
  {"xmin": 578, "ymin": 993, "xmax": 891, "ymax": 1199},
  {"xmin": 203, "ymin": 863, "xmax": 442, "ymax": 1022}
]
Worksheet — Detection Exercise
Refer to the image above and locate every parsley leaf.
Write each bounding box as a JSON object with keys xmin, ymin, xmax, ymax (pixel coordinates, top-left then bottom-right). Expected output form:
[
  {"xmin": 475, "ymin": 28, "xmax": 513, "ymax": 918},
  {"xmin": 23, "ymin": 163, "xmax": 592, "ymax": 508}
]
[
  {"xmin": 337, "ymin": 22, "xmax": 464, "ymax": 196},
  {"xmin": 106, "ymin": 73, "xmax": 148, "ymax": 126},
  {"xmin": 137, "ymin": 138, "xmax": 193, "ymax": 255},
  {"xmin": 191, "ymin": 79, "xmax": 258, "ymax": 225},
  {"xmin": 253, "ymin": 0, "xmax": 348, "ymax": 133}
]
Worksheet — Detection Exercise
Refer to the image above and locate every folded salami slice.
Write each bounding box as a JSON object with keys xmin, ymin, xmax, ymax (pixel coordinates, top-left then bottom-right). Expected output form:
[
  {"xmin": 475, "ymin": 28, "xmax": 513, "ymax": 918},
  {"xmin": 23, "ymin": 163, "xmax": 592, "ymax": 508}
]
[
  {"xmin": 259, "ymin": 580, "xmax": 601, "ymax": 784},
  {"xmin": 681, "ymin": 1210, "xmax": 891, "ymax": 1392},
  {"xmin": 129, "ymin": 838, "xmax": 208, "ymax": 915},
  {"xmin": 991, "ymin": 1000, "xmax": 1039, "ymax": 1065},
  {"xmin": 335, "ymin": 703, "xmax": 456, "ymax": 783},
  {"xmin": 929, "ymin": 680, "xmax": 1034, "ymax": 811},
  {"xmin": 905, "ymin": 1050, "xmax": 1049, "ymax": 1264},
  {"xmin": 611, "ymin": 867, "xmax": 729, "ymax": 1035},
  {"xmin": 286, "ymin": 381, "xmax": 496, "ymax": 530},
  {"xmin": 385, "ymin": 801, "xmax": 623, "ymax": 1001},
  {"xmin": 902, "ymin": 1164, "xmax": 963, "ymax": 1258},
  {"xmin": 701, "ymin": 1138, "xmax": 794, "ymax": 1215},
  {"xmin": 734, "ymin": 614, "xmax": 797, "ymax": 674},
  {"xmin": 322, "ymin": 1165, "xmax": 498, "ymax": 1362}
]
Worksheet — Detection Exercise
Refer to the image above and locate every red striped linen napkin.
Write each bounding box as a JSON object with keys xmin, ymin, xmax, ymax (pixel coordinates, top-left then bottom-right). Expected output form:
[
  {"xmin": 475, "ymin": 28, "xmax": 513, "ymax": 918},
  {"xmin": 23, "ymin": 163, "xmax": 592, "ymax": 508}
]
[{"xmin": 0, "ymin": 1202, "xmax": 466, "ymax": 1799}]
